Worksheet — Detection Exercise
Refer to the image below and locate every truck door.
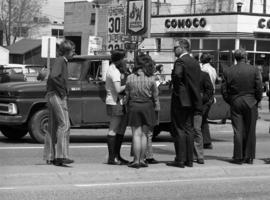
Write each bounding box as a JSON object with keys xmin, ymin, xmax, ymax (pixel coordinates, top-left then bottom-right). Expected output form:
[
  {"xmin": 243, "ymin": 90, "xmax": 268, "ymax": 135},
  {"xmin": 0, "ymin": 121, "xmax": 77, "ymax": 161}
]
[
  {"xmin": 67, "ymin": 61, "xmax": 83, "ymax": 126},
  {"xmin": 81, "ymin": 61, "xmax": 109, "ymax": 125}
]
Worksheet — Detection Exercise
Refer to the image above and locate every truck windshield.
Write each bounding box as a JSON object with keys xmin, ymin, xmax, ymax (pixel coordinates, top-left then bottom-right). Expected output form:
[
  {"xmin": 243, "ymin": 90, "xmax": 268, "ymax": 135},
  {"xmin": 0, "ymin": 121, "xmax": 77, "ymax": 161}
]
[{"xmin": 68, "ymin": 62, "xmax": 81, "ymax": 80}]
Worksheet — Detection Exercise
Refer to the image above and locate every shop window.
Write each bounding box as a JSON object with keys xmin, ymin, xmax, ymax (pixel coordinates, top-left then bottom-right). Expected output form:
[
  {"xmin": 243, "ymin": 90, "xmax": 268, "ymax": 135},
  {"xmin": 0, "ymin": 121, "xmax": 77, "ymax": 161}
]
[
  {"xmin": 191, "ymin": 39, "xmax": 199, "ymax": 50},
  {"xmin": 156, "ymin": 38, "xmax": 161, "ymax": 52},
  {"xmin": 240, "ymin": 40, "xmax": 254, "ymax": 51},
  {"xmin": 203, "ymin": 39, "xmax": 217, "ymax": 50},
  {"xmin": 51, "ymin": 29, "xmax": 64, "ymax": 38},
  {"xmin": 220, "ymin": 39, "xmax": 235, "ymax": 51},
  {"xmin": 257, "ymin": 40, "xmax": 270, "ymax": 52}
]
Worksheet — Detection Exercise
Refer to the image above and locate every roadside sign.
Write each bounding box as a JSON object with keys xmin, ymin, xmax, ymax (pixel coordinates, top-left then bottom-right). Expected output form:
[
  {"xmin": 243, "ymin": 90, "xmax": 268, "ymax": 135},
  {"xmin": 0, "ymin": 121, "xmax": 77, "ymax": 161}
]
[
  {"xmin": 41, "ymin": 36, "xmax": 56, "ymax": 58},
  {"xmin": 107, "ymin": 4, "xmax": 125, "ymax": 51},
  {"xmin": 88, "ymin": 36, "xmax": 103, "ymax": 55},
  {"xmin": 126, "ymin": 0, "xmax": 147, "ymax": 35}
]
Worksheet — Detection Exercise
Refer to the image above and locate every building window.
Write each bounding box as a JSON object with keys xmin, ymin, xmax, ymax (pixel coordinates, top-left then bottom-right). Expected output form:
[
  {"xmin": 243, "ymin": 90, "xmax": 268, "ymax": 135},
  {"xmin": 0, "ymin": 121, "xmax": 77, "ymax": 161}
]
[
  {"xmin": 220, "ymin": 39, "xmax": 235, "ymax": 51},
  {"xmin": 240, "ymin": 39, "xmax": 254, "ymax": 51},
  {"xmin": 156, "ymin": 38, "xmax": 161, "ymax": 52},
  {"xmin": 257, "ymin": 40, "xmax": 270, "ymax": 52},
  {"xmin": 13, "ymin": 27, "xmax": 29, "ymax": 37},
  {"xmin": 203, "ymin": 39, "xmax": 217, "ymax": 50},
  {"xmin": 190, "ymin": 39, "xmax": 200, "ymax": 50},
  {"xmin": 90, "ymin": 13, "xmax": 96, "ymax": 25},
  {"xmin": 51, "ymin": 29, "xmax": 64, "ymax": 38}
]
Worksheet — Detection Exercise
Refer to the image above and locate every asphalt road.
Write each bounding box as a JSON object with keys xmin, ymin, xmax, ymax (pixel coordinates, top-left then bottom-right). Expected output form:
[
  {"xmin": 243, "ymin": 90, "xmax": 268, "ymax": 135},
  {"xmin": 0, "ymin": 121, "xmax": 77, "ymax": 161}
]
[{"xmin": 0, "ymin": 101, "xmax": 270, "ymax": 200}]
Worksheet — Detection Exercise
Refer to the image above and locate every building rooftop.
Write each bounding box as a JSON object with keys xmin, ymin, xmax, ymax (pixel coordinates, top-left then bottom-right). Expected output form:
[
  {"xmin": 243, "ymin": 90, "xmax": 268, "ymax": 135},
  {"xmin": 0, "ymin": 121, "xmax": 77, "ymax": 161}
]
[{"xmin": 7, "ymin": 39, "xmax": 41, "ymax": 55}]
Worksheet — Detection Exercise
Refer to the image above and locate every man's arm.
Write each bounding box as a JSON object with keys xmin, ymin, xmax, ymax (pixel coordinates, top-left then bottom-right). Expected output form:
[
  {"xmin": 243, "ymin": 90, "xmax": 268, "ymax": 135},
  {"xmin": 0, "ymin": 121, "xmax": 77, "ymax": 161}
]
[
  {"xmin": 49, "ymin": 58, "xmax": 65, "ymax": 90},
  {"xmin": 202, "ymin": 73, "xmax": 214, "ymax": 105},
  {"xmin": 254, "ymin": 67, "xmax": 263, "ymax": 103},
  {"xmin": 221, "ymin": 71, "xmax": 230, "ymax": 104}
]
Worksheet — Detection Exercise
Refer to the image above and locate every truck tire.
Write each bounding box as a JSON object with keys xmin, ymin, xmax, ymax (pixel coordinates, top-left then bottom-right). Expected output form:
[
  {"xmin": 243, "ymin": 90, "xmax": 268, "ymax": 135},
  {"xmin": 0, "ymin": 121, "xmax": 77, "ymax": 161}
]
[
  {"xmin": 0, "ymin": 127, "xmax": 28, "ymax": 140},
  {"xmin": 28, "ymin": 109, "xmax": 49, "ymax": 143},
  {"xmin": 153, "ymin": 126, "xmax": 161, "ymax": 139}
]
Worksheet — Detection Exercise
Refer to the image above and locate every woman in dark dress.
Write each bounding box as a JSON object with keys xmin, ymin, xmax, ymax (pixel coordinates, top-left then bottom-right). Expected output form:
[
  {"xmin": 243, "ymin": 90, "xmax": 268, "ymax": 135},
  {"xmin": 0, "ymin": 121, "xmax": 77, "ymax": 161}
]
[{"xmin": 125, "ymin": 54, "xmax": 160, "ymax": 168}]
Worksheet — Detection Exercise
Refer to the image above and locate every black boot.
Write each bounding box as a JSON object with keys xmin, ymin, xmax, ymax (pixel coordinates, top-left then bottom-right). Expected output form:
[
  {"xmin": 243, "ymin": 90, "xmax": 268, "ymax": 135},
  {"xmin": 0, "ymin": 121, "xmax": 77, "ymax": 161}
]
[
  {"xmin": 115, "ymin": 134, "xmax": 129, "ymax": 165},
  {"xmin": 107, "ymin": 135, "xmax": 117, "ymax": 165}
]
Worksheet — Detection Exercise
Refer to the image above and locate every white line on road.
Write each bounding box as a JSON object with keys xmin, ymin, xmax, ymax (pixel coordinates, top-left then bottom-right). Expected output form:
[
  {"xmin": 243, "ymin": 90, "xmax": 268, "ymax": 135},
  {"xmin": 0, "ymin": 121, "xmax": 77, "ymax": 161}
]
[
  {"xmin": 0, "ymin": 144, "xmax": 166, "ymax": 150},
  {"xmin": 74, "ymin": 175, "xmax": 270, "ymax": 188},
  {"xmin": 1, "ymin": 175, "xmax": 270, "ymax": 191},
  {"xmin": 0, "ymin": 187, "xmax": 15, "ymax": 190}
]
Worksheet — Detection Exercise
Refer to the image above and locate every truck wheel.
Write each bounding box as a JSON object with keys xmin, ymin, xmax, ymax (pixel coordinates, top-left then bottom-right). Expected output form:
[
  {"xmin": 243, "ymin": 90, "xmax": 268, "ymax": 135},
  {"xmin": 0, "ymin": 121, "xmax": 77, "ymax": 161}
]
[
  {"xmin": 29, "ymin": 109, "xmax": 49, "ymax": 143},
  {"xmin": 0, "ymin": 127, "xmax": 28, "ymax": 140}
]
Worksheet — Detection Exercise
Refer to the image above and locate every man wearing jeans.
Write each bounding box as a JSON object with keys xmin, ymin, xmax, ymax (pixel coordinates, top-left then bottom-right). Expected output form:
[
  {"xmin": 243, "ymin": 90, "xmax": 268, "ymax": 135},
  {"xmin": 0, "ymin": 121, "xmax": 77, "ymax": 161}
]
[{"xmin": 43, "ymin": 40, "xmax": 75, "ymax": 166}]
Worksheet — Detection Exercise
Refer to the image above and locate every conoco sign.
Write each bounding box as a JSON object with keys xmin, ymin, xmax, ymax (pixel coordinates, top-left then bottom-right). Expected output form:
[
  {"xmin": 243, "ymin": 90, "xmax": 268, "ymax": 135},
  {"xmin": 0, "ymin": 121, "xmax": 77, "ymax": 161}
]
[
  {"xmin": 126, "ymin": 0, "xmax": 148, "ymax": 35},
  {"xmin": 165, "ymin": 18, "xmax": 207, "ymax": 29}
]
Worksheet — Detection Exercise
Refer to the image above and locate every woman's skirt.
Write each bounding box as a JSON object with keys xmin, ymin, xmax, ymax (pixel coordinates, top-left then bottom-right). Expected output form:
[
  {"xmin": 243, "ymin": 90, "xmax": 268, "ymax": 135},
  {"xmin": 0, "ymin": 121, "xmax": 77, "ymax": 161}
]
[
  {"xmin": 106, "ymin": 104, "xmax": 125, "ymax": 117},
  {"xmin": 127, "ymin": 101, "xmax": 155, "ymax": 127}
]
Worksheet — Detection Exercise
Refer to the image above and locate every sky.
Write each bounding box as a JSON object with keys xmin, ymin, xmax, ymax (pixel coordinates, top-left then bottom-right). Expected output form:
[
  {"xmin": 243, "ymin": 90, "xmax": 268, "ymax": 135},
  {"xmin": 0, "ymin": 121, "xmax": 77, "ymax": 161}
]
[
  {"xmin": 41, "ymin": 0, "xmax": 184, "ymax": 22},
  {"xmin": 41, "ymin": 0, "xmax": 83, "ymax": 22}
]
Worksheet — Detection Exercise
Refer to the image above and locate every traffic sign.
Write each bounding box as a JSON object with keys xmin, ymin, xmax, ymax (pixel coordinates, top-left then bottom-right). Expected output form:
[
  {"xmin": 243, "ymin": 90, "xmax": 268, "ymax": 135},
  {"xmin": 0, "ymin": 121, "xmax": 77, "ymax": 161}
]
[{"xmin": 41, "ymin": 36, "xmax": 56, "ymax": 58}]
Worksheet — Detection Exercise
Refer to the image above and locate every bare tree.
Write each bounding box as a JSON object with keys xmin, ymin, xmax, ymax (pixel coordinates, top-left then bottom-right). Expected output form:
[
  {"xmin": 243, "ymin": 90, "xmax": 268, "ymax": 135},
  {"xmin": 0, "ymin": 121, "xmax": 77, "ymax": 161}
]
[{"xmin": 0, "ymin": 0, "xmax": 47, "ymax": 46}]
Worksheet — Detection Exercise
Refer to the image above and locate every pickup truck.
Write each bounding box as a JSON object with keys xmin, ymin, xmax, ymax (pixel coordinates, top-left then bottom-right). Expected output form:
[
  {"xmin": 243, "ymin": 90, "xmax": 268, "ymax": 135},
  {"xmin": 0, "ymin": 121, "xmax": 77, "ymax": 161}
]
[{"xmin": 0, "ymin": 55, "xmax": 230, "ymax": 143}]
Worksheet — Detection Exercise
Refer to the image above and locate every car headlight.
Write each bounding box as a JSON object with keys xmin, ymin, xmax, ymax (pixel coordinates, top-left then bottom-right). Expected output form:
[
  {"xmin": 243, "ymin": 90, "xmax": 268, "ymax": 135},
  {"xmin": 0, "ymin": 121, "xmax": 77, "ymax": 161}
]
[{"xmin": 8, "ymin": 103, "xmax": 18, "ymax": 115}]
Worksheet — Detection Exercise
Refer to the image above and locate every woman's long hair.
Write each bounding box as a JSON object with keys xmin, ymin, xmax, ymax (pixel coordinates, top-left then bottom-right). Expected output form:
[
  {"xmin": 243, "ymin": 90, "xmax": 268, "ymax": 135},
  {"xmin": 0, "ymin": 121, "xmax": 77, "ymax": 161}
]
[{"xmin": 134, "ymin": 53, "xmax": 155, "ymax": 77}]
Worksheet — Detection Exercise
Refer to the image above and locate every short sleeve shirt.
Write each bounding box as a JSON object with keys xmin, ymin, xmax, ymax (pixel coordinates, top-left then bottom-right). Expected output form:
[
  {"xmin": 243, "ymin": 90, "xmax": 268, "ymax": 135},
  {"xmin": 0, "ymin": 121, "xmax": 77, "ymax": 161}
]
[{"xmin": 105, "ymin": 64, "xmax": 121, "ymax": 105}]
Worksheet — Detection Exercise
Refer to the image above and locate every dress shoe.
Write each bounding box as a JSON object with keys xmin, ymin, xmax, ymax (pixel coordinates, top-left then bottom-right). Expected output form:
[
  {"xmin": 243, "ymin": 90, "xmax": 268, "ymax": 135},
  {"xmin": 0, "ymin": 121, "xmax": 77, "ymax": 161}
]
[
  {"xmin": 230, "ymin": 159, "xmax": 243, "ymax": 165},
  {"xmin": 54, "ymin": 158, "xmax": 74, "ymax": 166},
  {"xmin": 197, "ymin": 159, "xmax": 205, "ymax": 164},
  {"xmin": 203, "ymin": 144, "xmax": 213, "ymax": 149},
  {"xmin": 145, "ymin": 158, "xmax": 159, "ymax": 164},
  {"xmin": 139, "ymin": 161, "xmax": 148, "ymax": 168},
  {"xmin": 128, "ymin": 162, "xmax": 140, "ymax": 169},
  {"xmin": 115, "ymin": 156, "xmax": 129, "ymax": 165},
  {"xmin": 107, "ymin": 159, "xmax": 119, "ymax": 165},
  {"xmin": 46, "ymin": 160, "xmax": 54, "ymax": 165},
  {"xmin": 185, "ymin": 161, "xmax": 193, "ymax": 167},
  {"xmin": 166, "ymin": 161, "xmax": 185, "ymax": 168},
  {"xmin": 244, "ymin": 158, "xmax": 253, "ymax": 164}
]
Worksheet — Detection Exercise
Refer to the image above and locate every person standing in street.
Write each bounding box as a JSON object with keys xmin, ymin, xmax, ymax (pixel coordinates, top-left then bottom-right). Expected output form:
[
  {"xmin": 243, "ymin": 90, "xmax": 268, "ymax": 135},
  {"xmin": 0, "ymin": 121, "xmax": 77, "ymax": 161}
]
[
  {"xmin": 125, "ymin": 53, "xmax": 160, "ymax": 168},
  {"xmin": 105, "ymin": 49, "xmax": 129, "ymax": 165},
  {"xmin": 193, "ymin": 70, "xmax": 214, "ymax": 164},
  {"xmin": 221, "ymin": 48, "xmax": 262, "ymax": 164},
  {"xmin": 200, "ymin": 53, "xmax": 217, "ymax": 149},
  {"xmin": 43, "ymin": 40, "xmax": 75, "ymax": 166},
  {"xmin": 167, "ymin": 39, "xmax": 202, "ymax": 168}
]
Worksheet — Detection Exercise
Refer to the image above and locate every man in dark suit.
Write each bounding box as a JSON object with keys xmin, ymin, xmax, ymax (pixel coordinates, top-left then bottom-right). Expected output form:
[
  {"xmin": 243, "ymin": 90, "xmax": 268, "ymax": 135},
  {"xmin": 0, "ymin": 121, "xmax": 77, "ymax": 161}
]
[
  {"xmin": 221, "ymin": 49, "xmax": 262, "ymax": 164},
  {"xmin": 167, "ymin": 39, "xmax": 202, "ymax": 168}
]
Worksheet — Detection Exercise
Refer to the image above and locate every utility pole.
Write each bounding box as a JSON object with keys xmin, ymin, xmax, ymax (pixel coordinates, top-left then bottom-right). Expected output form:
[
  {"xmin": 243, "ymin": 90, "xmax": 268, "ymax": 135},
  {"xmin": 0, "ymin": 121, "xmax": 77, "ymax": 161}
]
[{"xmin": 8, "ymin": 0, "xmax": 11, "ymax": 45}]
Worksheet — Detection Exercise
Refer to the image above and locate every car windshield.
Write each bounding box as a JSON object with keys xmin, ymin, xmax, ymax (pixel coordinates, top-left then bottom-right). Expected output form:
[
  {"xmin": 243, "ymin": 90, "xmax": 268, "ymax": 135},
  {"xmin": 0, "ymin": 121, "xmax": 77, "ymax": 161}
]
[{"xmin": 68, "ymin": 62, "xmax": 81, "ymax": 80}]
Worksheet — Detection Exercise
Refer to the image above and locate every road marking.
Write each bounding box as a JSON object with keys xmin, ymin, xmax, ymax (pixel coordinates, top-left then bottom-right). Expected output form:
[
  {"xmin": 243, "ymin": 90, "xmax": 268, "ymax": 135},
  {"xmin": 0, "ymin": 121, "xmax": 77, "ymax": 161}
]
[
  {"xmin": 74, "ymin": 175, "xmax": 270, "ymax": 188},
  {"xmin": 1, "ymin": 175, "xmax": 270, "ymax": 191},
  {"xmin": 0, "ymin": 187, "xmax": 15, "ymax": 190},
  {"xmin": 0, "ymin": 144, "xmax": 166, "ymax": 150}
]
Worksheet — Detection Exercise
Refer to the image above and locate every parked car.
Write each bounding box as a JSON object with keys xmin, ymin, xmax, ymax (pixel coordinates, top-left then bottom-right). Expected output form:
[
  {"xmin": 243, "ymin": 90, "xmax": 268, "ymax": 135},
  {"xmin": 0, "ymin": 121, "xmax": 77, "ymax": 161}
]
[
  {"xmin": 0, "ymin": 55, "xmax": 230, "ymax": 143},
  {"xmin": 5, "ymin": 64, "xmax": 46, "ymax": 82}
]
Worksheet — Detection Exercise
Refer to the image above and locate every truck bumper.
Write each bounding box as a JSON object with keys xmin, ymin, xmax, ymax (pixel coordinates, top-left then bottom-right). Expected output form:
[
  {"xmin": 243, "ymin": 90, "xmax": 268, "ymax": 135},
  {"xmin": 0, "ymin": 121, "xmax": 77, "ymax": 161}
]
[{"xmin": 0, "ymin": 115, "xmax": 25, "ymax": 125}]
